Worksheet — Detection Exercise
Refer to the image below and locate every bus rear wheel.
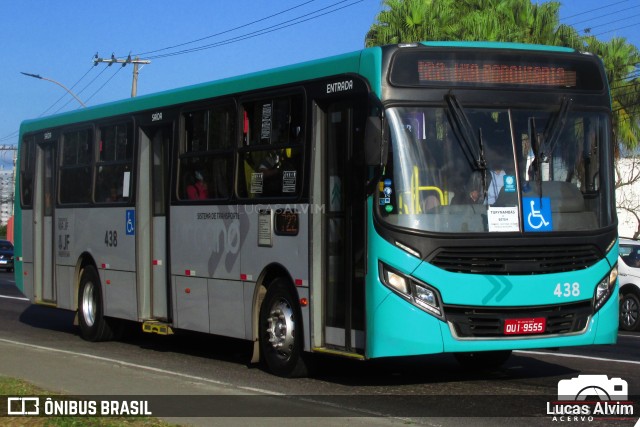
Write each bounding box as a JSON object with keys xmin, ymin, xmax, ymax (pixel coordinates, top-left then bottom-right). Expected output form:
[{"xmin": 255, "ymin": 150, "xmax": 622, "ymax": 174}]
[
  {"xmin": 454, "ymin": 350, "xmax": 512, "ymax": 370},
  {"xmin": 78, "ymin": 265, "xmax": 114, "ymax": 342},
  {"xmin": 259, "ymin": 278, "xmax": 308, "ymax": 377}
]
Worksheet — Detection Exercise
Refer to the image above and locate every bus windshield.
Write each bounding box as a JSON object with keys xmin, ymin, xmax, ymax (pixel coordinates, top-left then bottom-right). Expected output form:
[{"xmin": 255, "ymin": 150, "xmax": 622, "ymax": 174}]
[{"xmin": 379, "ymin": 105, "xmax": 612, "ymax": 234}]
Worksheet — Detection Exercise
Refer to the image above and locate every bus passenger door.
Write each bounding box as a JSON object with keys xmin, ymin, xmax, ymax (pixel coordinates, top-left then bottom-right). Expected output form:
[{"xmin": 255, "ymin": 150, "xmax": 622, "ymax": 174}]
[
  {"xmin": 323, "ymin": 101, "xmax": 366, "ymax": 352},
  {"xmin": 33, "ymin": 141, "xmax": 56, "ymax": 303},
  {"xmin": 138, "ymin": 124, "xmax": 172, "ymax": 321}
]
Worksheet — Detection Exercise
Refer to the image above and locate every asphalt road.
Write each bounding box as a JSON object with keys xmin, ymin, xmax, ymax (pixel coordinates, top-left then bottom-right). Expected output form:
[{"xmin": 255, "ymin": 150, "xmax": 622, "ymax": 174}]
[{"xmin": 0, "ymin": 271, "xmax": 638, "ymax": 426}]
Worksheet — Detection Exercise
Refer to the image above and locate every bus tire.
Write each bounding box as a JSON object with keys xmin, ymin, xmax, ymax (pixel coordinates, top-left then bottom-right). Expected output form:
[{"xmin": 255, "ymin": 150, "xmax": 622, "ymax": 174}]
[
  {"xmin": 454, "ymin": 350, "xmax": 512, "ymax": 370},
  {"xmin": 259, "ymin": 278, "xmax": 308, "ymax": 378},
  {"xmin": 78, "ymin": 266, "xmax": 113, "ymax": 342}
]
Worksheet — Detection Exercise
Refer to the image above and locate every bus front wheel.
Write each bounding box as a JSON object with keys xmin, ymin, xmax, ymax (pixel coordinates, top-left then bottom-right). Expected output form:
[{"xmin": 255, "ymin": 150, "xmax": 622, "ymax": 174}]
[
  {"xmin": 259, "ymin": 278, "xmax": 308, "ymax": 377},
  {"xmin": 78, "ymin": 266, "xmax": 114, "ymax": 342}
]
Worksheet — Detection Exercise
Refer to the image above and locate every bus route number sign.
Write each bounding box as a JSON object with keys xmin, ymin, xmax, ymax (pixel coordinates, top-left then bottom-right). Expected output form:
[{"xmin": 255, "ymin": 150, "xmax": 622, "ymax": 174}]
[
  {"xmin": 274, "ymin": 209, "xmax": 298, "ymax": 236},
  {"xmin": 503, "ymin": 317, "xmax": 546, "ymax": 335}
]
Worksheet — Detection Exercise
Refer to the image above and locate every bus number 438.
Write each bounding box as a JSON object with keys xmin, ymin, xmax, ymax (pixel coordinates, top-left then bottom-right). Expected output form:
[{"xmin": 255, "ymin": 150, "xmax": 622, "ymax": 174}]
[
  {"xmin": 554, "ymin": 282, "xmax": 580, "ymax": 298},
  {"xmin": 105, "ymin": 230, "xmax": 118, "ymax": 247}
]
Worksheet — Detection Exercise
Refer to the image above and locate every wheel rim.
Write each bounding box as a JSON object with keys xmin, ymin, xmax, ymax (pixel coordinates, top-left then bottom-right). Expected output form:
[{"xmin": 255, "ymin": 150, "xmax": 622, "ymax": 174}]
[
  {"xmin": 265, "ymin": 297, "xmax": 295, "ymax": 361},
  {"xmin": 82, "ymin": 281, "xmax": 96, "ymax": 327},
  {"xmin": 621, "ymin": 296, "xmax": 639, "ymax": 328}
]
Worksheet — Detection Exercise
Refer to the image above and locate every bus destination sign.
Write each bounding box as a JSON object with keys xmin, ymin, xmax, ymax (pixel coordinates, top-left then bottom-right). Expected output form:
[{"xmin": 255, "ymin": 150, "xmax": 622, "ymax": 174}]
[
  {"xmin": 390, "ymin": 50, "xmax": 604, "ymax": 90},
  {"xmin": 417, "ymin": 60, "xmax": 577, "ymax": 87}
]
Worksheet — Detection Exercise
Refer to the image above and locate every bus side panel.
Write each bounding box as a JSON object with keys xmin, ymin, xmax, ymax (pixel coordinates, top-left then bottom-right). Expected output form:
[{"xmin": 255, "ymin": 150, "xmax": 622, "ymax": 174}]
[
  {"xmin": 68, "ymin": 208, "xmax": 137, "ymax": 271},
  {"xmin": 174, "ymin": 276, "xmax": 209, "ymax": 333},
  {"xmin": 102, "ymin": 270, "xmax": 138, "ymax": 320},
  {"xmin": 20, "ymin": 210, "xmax": 34, "ymax": 300},
  {"xmin": 55, "ymin": 265, "xmax": 74, "ymax": 309},
  {"xmin": 170, "ymin": 205, "xmax": 241, "ymax": 280},
  {"xmin": 209, "ymin": 278, "xmax": 245, "ymax": 338},
  {"xmin": 239, "ymin": 203, "xmax": 310, "ymax": 286},
  {"xmin": 60, "ymin": 208, "xmax": 137, "ymax": 317}
]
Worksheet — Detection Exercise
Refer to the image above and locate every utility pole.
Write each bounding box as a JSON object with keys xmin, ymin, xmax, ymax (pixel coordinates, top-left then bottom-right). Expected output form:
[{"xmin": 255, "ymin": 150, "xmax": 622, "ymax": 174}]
[{"xmin": 93, "ymin": 53, "xmax": 151, "ymax": 97}]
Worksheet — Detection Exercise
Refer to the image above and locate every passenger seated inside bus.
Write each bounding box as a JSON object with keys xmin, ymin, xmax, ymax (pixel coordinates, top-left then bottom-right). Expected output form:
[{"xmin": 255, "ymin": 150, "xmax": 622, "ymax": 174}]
[
  {"xmin": 451, "ymin": 173, "xmax": 482, "ymax": 205},
  {"xmin": 186, "ymin": 170, "xmax": 209, "ymax": 200}
]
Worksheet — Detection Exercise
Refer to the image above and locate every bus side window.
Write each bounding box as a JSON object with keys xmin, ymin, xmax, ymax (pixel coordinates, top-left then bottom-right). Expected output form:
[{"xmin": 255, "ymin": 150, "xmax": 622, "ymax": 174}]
[
  {"xmin": 95, "ymin": 123, "xmax": 133, "ymax": 204},
  {"xmin": 238, "ymin": 93, "xmax": 304, "ymax": 199},
  {"xmin": 179, "ymin": 103, "xmax": 234, "ymax": 201},
  {"xmin": 60, "ymin": 129, "xmax": 93, "ymax": 205},
  {"xmin": 20, "ymin": 135, "xmax": 35, "ymax": 208}
]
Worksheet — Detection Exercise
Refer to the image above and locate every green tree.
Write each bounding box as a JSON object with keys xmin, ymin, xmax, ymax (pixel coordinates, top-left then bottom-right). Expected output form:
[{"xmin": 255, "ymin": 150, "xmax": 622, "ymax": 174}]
[{"xmin": 366, "ymin": 0, "xmax": 640, "ymax": 150}]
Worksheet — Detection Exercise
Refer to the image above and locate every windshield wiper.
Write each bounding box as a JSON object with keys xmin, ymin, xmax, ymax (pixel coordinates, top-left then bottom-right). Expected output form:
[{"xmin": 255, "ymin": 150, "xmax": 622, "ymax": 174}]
[
  {"xmin": 529, "ymin": 96, "xmax": 573, "ymax": 183},
  {"xmin": 444, "ymin": 93, "xmax": 487, "ymax": 171},
  {"xmin": 543, "ymin": 96, "xmax": 573, "ymax": 160},
  {"xmin": 529, "ymin": 117, "xmax": 543, "ymax": 195}
]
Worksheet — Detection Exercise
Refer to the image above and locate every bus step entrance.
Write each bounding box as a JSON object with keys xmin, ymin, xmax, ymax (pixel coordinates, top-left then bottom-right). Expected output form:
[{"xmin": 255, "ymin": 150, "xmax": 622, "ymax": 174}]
[
  {"xmin": 142, "ymin": 321, "xmax": 174, "ymax": 336},
  {"xmin": 312, "ymin": 347, "xmax": 365, "ymax": 360}
]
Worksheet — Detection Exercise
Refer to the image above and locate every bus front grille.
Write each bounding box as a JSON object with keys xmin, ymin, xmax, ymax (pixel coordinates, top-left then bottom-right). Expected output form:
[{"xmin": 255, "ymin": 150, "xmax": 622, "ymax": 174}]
[
  {"xmin": 444, "ymin": 301, "xmax": 592, "ymax": 338},
  {"xmin": 429, "ymin": 245, "xmax": 601, "ymax": 275}
]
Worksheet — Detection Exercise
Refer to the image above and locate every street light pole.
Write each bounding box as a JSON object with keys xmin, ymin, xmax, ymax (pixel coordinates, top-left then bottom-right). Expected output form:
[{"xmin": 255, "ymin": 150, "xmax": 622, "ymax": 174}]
[{"xmin": 20, "ymin": 72, "xmax": 87, "ymax": 107}]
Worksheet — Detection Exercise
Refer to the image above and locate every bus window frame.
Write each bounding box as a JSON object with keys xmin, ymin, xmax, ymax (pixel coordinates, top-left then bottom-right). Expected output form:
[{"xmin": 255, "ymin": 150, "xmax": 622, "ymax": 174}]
[
  {"xmin": 19, "ymin": 134, "xmax": 37, "ymax": 209},
  {"xmin": 94, "ymin": 119, "xmax": 135, "ymax": 205},
  {"xmin": 177, "ymin": 99, "xmax": 237, "ymax": 203},
  {"xmin": 236, "ymin": 89, "xmax": 307, "ymax": 202},
  {"xmin": 58, "ymin": 125, "xmax": 95, "ymax": 206}
]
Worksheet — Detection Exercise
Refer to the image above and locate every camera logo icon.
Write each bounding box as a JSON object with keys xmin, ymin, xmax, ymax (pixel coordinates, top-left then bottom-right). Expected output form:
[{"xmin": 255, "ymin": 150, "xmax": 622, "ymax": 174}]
[{"xmin": 558, "ymin": 375, "xmax": 628, "ymax": 401}]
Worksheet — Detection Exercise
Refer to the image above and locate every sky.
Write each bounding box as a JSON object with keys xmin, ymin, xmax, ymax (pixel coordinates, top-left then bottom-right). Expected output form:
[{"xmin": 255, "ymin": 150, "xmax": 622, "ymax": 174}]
[{"xmin": 0, "ymin": 0, "xmax": 638, "ymax": 169}]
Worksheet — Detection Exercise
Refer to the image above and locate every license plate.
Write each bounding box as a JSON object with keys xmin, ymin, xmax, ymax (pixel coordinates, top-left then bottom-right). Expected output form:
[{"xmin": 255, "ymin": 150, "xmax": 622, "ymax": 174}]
[{"xmin": 503, "ymin": 317, "xmax": 546, "ymax": 335}]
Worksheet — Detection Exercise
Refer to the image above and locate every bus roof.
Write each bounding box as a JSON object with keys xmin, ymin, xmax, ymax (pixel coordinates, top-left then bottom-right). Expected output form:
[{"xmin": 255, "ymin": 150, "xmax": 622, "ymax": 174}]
[
  {"xmin": 19, "ymin": 48, "xmax": 370, "ymax": 135},
  {"xmin": 19, "ymin": 41, "xmax": 580, "ymax": 135},
  {"xmin": 421, "ymin": 41, "xmax": 576, "ymax": 53}
]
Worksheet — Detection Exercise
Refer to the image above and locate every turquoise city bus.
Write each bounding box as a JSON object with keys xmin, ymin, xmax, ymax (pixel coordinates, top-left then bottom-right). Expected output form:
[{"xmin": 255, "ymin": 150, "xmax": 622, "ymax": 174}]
[{"xmin": 15, "ymin": 42, "xmax": 618, "ymax": 377}]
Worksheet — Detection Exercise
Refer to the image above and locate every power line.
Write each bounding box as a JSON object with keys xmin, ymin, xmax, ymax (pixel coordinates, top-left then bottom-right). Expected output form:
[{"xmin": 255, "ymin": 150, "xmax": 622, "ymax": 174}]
[
  {"xmin": 133, "ymin": 0, "xmax": 317, "ymax": 58},
  {"xmin": 567, "ymin": 4, "xmax": 640, "ymax": 27},
  {"xmin": 0, "ymin": 132, "xmax": 19, "ymax": 144},
  {"xmin": 594, "ymin": 22, "xmax": 640, "ymax": 37},
  {"xmin": 84, "ymin": 67, "xmax": 124, "ymax": 104},
  {"xmin": 54, "ymin": 66, "xmax": 111, "ymax": 114},
  {"xmin": 86, "ymin": 1, "xmax": 355, "ymax": 105},
  {"xmin": 583, "ymin": 12, "xmax": 640, "ymax": 32},
  {"xmin": 561, "ymin": 0, "xmax": 631, "ymax": 22},
  {"xmin": 145, "ymin": 0, "xmax": 363, "ymax": 60}
]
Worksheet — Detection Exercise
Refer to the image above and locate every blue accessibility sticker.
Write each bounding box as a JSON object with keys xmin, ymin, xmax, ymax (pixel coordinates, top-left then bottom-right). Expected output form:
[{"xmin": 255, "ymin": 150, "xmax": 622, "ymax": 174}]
[
  {"xmin": 126, "ymin": 209, "xmax": 135, "ymax": 235},
  {"xmin": 523, "ymin": 197, "xmax": 552, "ymax": 232}
]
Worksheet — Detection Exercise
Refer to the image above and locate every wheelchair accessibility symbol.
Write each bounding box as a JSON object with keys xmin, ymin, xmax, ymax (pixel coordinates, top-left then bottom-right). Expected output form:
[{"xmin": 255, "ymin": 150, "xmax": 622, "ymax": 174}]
[
  {"xmin": 126, "ymin": 209, "xmax": 135, "ymax": 235},
  {"xmin": 523, "ymin": 197, "xmax": 552, "ymax": 232}
]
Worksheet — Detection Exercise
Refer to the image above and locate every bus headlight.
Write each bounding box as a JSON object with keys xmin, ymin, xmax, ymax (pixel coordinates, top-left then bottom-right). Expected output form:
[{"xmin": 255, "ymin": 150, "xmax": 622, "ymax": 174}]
[
  {"xmin": 379, "ymin": 262, "xmax": 444, "ymax": 320},
  {"xmin": 413, "ymin": 283, "xmax": 442, "ymax": 318},
  {"xmin": 593, "ymin": 265, "xmax": 617, "ymax": 312},
  {"xmin": 384, "ymin": 269, "xmax": 410, "ymax": 295}
]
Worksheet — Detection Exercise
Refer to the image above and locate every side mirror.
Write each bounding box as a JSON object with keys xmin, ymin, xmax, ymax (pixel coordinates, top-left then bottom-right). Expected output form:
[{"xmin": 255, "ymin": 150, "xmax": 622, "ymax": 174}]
[{"xmin": 364, "ymin": 116, "xmax": 388, "ymax": 166}]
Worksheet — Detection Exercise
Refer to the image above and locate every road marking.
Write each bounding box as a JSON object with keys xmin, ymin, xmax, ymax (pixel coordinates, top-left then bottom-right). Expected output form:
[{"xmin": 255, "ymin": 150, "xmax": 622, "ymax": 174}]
[
  {"xmin": 0, "ymin": 337, "xmax": 402, "ymax": 419},
  {"xmin": 516, "ymin": 350, "xmax": 640, "ymax": 365},
  {"xmin": 0, "ymin": 337, "xmax": 282, "ymax": 395},
  {"xmin": 618, "ymin": 333, "xmax": 640, "ymax": 339},
  {"xmin": 0, "ymin": 294, "xmax": 29, "ymax": 301}
]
